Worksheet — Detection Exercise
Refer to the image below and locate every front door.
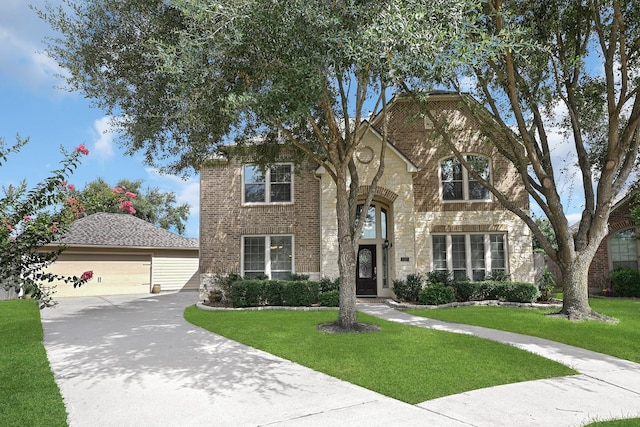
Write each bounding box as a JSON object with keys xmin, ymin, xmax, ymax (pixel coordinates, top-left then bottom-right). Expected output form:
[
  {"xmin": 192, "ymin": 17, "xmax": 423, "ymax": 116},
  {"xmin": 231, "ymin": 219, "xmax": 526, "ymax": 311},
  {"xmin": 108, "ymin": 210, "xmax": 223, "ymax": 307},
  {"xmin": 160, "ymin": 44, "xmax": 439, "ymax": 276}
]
[{"xmin": 356, "ymin": 245, "xmax": 377, "ymax": 296}]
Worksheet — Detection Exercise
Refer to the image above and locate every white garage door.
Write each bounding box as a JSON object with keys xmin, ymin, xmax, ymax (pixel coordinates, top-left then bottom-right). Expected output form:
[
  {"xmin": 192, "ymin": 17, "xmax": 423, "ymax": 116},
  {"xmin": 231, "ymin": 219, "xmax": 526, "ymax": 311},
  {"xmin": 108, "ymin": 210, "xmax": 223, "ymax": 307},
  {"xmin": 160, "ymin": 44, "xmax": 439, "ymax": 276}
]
[{"xmin": 45, "ymin": 253, "xmax": 152, "ymax": 297}]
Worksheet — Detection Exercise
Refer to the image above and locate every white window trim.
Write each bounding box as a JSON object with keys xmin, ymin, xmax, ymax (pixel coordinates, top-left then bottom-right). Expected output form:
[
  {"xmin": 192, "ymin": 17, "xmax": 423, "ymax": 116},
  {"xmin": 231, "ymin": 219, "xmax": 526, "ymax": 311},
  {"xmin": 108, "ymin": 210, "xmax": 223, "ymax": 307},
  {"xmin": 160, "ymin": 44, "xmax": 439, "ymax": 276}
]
[
  {"xmin": 242, "ymin": 163, "xmax": 295, "ymax": 205},
  {"xmin": 431, "ymin": 233, "xmax": 509, "ymax": 280},
  {"xmin": 607, "ymin": 227, "xmax": 640, "ymax": 272},
  {"xmin": 439, "ymin": 154, "xmax": 492, "ymax": 202},
  {"xmin": 241, "ymin": 235, "xmax": 295, "ymax": 279}
]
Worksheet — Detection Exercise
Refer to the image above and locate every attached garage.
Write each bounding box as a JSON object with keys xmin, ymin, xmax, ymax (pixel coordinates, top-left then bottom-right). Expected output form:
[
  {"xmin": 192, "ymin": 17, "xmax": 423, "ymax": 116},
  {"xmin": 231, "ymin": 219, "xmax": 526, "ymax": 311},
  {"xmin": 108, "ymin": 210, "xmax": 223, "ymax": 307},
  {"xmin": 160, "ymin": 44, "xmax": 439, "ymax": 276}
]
[{"xmin": 43, "ymin": 213, "xmax": 198, "ymax": 297}]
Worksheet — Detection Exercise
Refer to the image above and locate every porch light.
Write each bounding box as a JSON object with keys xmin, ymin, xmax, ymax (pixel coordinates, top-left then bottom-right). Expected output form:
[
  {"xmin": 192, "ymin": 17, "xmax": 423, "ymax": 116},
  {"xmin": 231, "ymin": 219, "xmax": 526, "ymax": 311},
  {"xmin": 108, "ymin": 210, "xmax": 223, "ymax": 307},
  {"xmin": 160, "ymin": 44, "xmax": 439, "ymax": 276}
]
[{"xmin": 383, "ymin": 239, "xmax": 391, "ymax": 249}]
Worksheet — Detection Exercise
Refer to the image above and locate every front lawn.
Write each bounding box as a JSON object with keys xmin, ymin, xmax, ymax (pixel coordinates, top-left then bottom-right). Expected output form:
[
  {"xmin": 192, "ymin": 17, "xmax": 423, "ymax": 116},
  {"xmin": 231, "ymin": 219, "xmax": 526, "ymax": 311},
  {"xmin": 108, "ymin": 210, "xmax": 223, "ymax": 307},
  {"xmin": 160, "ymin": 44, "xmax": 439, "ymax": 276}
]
[
  {"xmin": 184, "ymin": 306, "xmax": 574, "ymax": 403},
  {"xmin": 0, "ymin": 300, "xmax": 67, "ymax": 427},
  {"xmin": 406, "ymin": 298, "xmax": 640, "ymax": 364}
]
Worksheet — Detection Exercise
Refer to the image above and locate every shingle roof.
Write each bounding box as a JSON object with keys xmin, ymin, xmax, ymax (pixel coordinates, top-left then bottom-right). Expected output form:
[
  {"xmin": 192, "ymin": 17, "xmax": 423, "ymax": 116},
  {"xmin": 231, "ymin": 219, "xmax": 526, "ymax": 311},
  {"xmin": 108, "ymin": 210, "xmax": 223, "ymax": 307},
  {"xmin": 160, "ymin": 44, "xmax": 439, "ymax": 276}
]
[{"xmin": 55, "ymin": 212, "xmax": 199, "ymax": 249}]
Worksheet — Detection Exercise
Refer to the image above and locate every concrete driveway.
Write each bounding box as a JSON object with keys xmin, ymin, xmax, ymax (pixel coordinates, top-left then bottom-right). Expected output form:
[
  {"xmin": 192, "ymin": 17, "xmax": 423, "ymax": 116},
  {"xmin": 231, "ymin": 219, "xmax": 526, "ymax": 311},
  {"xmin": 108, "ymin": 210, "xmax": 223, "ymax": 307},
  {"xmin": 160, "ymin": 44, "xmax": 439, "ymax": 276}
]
[
  {"xmin": 41, "ymin": 291, "xmax": 455, "ymax": 426},
  {"xmin": 41, "ymin": 291, "xmax": 640, "ymax": 426}
]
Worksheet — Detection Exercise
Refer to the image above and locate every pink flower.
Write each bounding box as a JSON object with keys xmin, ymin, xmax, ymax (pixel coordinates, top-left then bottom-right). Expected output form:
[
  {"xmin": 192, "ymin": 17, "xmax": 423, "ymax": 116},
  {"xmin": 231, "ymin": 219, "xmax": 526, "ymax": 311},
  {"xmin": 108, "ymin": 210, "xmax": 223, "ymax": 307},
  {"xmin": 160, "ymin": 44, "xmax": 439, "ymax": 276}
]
[
  {"xmin": 80, "ymin": 271, "xmax": 93, "ymax": 281},
  {"xmin": 51, "ymin": 221, "xmax": 59, "ymax": 233},
  {"xmin": 4, "ymin": 222, "xmax": 12, "ymax": 231},
  {"xmin": 113, "ymin": 186, "xmax": 124, "ymax": 194},
  {"xmin": 76, "ymin": 144, "xmax": 89, "ymax": 155},
  {"xmin": 66, "ymin": 197, "xmax": 76, "ymax": 205},
  {"xmin": 119, "ymin": 200, "xmax": 136, "ymax": 214},
  {"xmin": 66, "ymin": 184, "xmax": 75, "ymax": 191},
  {"xmin": 23, "ymin": 215, "xmax": 32, "ymax": 221},
  {"xmin": 125, "ymin": 191, "xmax": 136, "ymax": 198}
]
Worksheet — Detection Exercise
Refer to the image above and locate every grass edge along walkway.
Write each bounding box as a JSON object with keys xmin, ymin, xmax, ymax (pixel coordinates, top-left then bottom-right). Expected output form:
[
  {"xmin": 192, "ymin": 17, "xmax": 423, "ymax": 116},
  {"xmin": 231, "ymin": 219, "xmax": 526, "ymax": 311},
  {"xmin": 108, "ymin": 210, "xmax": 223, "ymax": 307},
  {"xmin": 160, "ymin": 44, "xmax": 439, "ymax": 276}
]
[
  {"xmin": 0, "ymin": 300, "xmax": 67, "ymax": 427},
  {"xmin": 184, "ymin": 306, "xmax": 575, "ymax": 404},
  {"xmin": 405, "ymin": 298, "xmax": 640, "ymax": 365}
]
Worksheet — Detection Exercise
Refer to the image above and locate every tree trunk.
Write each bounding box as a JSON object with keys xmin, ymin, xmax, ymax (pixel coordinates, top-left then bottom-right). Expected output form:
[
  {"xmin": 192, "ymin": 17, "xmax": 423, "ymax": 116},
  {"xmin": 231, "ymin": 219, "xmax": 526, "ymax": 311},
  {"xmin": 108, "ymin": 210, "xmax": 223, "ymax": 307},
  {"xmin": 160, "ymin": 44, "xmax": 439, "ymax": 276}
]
[
  {"xmin": 560, "ymin": 254, "xmax": 594, "ymax": 320},
  {"xmin": 335, "ymin": 178, "xmax": 358, "ymax": 330}
]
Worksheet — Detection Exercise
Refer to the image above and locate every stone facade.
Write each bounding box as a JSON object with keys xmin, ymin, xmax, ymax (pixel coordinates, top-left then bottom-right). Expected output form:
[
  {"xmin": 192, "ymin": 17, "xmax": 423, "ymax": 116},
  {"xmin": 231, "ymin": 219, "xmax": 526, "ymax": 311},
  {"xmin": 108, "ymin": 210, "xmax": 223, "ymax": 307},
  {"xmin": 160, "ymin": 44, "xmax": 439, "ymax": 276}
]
[{"xmin": 199, "ymin": 94, "xmax": 534, "ymax": 297}]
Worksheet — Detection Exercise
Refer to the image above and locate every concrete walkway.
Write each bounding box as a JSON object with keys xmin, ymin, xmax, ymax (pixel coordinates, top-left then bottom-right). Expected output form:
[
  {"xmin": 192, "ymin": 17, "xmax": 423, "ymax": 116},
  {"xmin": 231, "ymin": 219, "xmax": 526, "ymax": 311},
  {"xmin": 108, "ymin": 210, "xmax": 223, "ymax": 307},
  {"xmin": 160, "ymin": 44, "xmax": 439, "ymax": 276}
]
[
  {"xmin": 41, "ymin": 292, "xmax": 640, "ymax": 426},
  {"xmin": 358, "ymin": 303, "xmax": 640, "ymax": 427}
]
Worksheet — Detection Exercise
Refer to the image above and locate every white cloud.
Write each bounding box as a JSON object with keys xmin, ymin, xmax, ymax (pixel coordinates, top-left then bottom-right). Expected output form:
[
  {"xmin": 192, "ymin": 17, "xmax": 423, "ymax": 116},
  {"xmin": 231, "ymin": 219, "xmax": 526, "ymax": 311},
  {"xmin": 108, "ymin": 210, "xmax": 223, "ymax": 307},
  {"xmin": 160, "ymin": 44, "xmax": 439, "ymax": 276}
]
[
  {"xmin": 92, "ymin": 116, "xmax": 116, "ymax": 159},
  {"xmin": 0, "ymin": 1, "xmax": 68, "ymax": 93}
]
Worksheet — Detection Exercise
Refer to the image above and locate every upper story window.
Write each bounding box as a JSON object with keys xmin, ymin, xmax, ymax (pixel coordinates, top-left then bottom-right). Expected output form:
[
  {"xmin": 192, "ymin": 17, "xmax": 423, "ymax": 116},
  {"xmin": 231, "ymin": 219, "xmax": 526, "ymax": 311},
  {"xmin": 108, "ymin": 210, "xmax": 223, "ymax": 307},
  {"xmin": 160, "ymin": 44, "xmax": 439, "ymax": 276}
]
[
  {"xmin": 243, "ymin": 164, "xmax": 293, "ymax": 204},
  {"xmin": 440, "ymin": 155, "xmax": 491, "ymax": 201}
]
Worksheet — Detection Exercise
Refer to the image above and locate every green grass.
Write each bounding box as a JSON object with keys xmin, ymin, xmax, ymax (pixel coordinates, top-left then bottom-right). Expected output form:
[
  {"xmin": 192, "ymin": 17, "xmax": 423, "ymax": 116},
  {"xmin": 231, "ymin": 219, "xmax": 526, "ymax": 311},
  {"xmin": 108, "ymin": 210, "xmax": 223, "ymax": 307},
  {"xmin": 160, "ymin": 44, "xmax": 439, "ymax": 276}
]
[
  {"xmin": 406, "ymin": 298, "xmax": 640, "ymax": 364},
  {"xmin": 184, "ymin": 306, "xmax": 575, "ymax": 403},
  {"xmin": 0, "ymin": 300, "xmax": 67, "ymax": 427},
  {"xmin": 584, "ymin": 419, "xmax": 640, "ymax": 426}
]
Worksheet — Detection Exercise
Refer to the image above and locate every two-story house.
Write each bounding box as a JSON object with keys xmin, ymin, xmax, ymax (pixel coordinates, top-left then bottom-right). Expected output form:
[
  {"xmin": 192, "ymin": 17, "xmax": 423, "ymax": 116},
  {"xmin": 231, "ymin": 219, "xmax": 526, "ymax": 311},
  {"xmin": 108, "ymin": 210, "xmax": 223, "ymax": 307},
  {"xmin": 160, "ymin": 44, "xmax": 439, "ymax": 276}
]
[{"xmin": 199, "ymin": 93, "xmax": 534, "ymax": 299}]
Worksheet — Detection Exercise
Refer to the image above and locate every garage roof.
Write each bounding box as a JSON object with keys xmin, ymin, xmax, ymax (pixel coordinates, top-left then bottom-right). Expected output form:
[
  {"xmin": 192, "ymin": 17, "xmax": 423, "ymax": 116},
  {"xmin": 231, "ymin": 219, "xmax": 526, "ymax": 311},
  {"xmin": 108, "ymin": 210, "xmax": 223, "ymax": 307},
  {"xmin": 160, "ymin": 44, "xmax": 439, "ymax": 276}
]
[{"xmin": 55, "ymin": 212, "xmax": 199, "ymax": 249}]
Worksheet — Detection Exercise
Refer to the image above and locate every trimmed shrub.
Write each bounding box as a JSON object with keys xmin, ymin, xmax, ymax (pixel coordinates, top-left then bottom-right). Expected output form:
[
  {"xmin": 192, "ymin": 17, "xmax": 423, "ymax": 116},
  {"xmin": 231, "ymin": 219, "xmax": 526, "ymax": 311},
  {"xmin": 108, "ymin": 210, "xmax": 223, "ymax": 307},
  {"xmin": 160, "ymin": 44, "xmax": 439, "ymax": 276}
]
[
  {"xmin": 282, "ymin": 280, "xmax": 319, "ymax": 306},
  {"xmin": 263, "ymin": 280, "xmax": 285, "ymax": 306},
  {"xmin": 319, "ymin": 290, "xmax": 340, "ymax": 307},
  {"xmin": 425, "ymin": 270, "xmax": 454, "ymax": 286},
  {"xmin": 610, "ymin": 268, "xmax": 640, "ymax": 297},
  {"xmin": 452, "ymin": 281, "xmax": 539, "ymax": 303},
  {"xmin": 418, "ymin": 284, "xmax": 456, "ymax": 305},
  {"xmin": 319, "ymin": 277, "xmax": 340, "ymax": 293},
  {"xmin": 230, "ymin": 279, "xmax": 268, "ymax": 307},
  {"xmin": 498, "ymin": 282, "xmax": 540, "ymax": 303},
  {"xmin": 287, "ymin": 273, "xmax": 310, "ymax": 281},
  {"xmin": 392, "ymin": 273, "xmax": 423, "ymax": 302}
]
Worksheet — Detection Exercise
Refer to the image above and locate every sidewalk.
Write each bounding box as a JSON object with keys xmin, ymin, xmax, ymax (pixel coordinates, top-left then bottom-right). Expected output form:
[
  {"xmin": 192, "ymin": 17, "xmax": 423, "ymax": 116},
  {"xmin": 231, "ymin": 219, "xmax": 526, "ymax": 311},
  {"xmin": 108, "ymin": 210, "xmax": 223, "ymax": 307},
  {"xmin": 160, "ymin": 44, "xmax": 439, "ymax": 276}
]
[
  {"xmin": 358, "ymin": 303, "xmax": 640, "ymax": 426},
  {"xmin": 41, "ymin": 292, "xmax": 640, "ymax": 426}
]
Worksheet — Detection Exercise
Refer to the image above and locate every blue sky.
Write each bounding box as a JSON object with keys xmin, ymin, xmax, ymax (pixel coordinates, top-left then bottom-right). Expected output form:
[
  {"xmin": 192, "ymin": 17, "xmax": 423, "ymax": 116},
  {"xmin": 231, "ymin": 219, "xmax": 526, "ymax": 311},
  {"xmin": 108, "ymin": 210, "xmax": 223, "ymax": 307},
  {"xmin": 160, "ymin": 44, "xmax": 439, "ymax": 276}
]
[{"xmin": 0, "ymin": 0, "xmax": 200, "ymax": 238}]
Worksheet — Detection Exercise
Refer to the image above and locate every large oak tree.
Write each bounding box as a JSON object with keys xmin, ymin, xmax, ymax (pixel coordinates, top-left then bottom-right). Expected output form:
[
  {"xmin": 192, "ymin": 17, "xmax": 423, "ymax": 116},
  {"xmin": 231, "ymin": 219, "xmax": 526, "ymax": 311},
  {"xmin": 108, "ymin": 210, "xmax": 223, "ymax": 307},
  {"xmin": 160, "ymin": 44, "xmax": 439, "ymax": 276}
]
[
  {"xmin": 41, "ymin": 0, "xmax": 510, "ymax": 329},
  {"xmin": 429, "ymin": 0, "xmax": 640, "ymax": 319}
]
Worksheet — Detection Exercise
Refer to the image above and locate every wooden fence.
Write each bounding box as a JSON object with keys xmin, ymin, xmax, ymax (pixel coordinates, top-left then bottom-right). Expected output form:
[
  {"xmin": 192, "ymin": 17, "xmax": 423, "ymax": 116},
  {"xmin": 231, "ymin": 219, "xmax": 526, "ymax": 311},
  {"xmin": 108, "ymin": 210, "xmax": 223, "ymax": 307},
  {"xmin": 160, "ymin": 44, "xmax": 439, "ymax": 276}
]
[{"xmin": 533, "ymin": 252, "xmax": 563, "ymax": 287}]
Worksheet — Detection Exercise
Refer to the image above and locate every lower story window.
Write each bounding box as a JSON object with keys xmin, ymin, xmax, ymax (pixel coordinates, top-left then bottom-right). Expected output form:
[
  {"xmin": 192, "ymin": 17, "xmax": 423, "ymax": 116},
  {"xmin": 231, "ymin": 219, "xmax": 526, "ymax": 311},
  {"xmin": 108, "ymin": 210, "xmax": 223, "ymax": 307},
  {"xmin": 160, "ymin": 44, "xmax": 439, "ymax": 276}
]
[
  {"xmin": 243, "ymin": 236, "xmax": 293, "ymax": 279},
  {"xmin": 432, "ymin": 233, "xmax": 507, "ymax": 281},
  {"xmin": 609, "ymin": 228, "xmax": 639, "ymax": 271}
]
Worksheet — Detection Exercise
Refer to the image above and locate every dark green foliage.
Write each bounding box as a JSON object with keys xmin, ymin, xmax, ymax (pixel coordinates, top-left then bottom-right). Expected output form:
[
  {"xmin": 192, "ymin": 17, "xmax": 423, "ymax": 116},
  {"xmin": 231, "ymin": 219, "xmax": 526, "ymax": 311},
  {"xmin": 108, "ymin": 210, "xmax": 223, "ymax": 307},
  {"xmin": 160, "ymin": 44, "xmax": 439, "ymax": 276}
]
[
  {"xmin": 392, "ymin": 273, "xmax": 424, "ymax": 302},
  {"xmin": 498, "ymin": 282, "xmax": 541, "ymax": 303},
  {"xmin": 230, "ymin": 280, "xmax": 264, "ymax": 307},
  {"xmin": 537, "ymin": 266, "xmax": 556, "ymax": 302},
  {"xmin": 287, "ymin": 273, "xmax": 310, "ymax": 281},
  {"xmin": 319, "ymin": 290, "xmax": 340, "ymax": 307},
  {"xmin": 229, "ymin": 279, "xmax": 320, "ymax": 307},
  {"xmin": 453, "ymin": 281, "xmax": 539, "ymax": 303},
  {"xmin": 485, "ymin": 270, "xmax": 511, "ymax": 282},
  {"xmin": 610, "ymin": 268, "xmax": 640, "ymax": 297},
  {"xmin": 425, "ymin": 270, "xmax": 454, "ymax": 286},
  {"xmin": 282, "ymin": 281, "xmax": 319, "ymax": 306},
  {"xmin": 263, "ymin": 280, "xmax": 285, "ymax": 306},
  {"xmin": 418, "ymin": 284, "xmax": 456, "ymax": 305},
  {"xmin": 319, "ymin": 277, "xmax": 340, "ymax": 293}
]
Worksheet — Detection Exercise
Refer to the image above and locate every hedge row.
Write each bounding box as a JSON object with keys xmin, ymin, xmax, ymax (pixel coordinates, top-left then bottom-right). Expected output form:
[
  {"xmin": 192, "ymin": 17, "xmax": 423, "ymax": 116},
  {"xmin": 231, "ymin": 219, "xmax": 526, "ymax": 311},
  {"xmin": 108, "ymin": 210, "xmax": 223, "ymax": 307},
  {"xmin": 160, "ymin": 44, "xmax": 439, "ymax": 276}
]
[
  {"xmin": 394, "ymin": 275, "xmax": 540, "ymax": 305},
  {"xmin": 453, "ymin": 281, "xmax": 540, "ymax": 303},
  {"xmin": 228, "ymin": 280, "xmax": 319, "ymax": 307}
]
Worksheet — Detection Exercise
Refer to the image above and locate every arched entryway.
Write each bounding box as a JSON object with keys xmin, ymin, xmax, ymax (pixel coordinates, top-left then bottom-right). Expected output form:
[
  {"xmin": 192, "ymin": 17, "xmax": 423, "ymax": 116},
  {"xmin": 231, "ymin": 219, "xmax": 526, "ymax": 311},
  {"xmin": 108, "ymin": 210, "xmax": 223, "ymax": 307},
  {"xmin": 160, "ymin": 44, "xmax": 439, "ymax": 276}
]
[{"xmin": 356, "ymin": 202, "xmax": 392, "ymax": 297}]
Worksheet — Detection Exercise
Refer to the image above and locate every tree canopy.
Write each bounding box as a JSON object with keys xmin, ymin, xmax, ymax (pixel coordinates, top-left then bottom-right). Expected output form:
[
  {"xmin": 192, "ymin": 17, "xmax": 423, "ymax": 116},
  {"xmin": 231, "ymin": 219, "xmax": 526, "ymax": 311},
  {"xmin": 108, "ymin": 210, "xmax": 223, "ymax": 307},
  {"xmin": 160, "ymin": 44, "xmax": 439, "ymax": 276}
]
[
  {"xmin": 427, "ymin": 0, "xmax": 640, "ymax": 319},
  {"xmin": 62, "ymin": 178, "xmax": 190, "ymax": 234},
  {"xmin": 41, "ymin": 0, "xmax": 516, "ymax": 329}
]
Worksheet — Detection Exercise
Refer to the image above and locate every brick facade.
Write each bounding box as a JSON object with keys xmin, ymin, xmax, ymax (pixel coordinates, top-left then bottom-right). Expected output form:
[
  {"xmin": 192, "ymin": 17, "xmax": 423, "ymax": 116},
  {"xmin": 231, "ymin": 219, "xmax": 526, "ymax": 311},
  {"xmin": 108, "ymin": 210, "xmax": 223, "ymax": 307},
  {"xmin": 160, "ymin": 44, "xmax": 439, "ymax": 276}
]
[
  {"xmin": 588, "ymin": 197, "xmax": 638, "ymax": 293},
  {"xmin": 199, "ymin": 158, "xmax": 321, "ymax": 278},
  {"xmin": 199, "ymin": 93, "xmax": 534, "ymax": 296}
]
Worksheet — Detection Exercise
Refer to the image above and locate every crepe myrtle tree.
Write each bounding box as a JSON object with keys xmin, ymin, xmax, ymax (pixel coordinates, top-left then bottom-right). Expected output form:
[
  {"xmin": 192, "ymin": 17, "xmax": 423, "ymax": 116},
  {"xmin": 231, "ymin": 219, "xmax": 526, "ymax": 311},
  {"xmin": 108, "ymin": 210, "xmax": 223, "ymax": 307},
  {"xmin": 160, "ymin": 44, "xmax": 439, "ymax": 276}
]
[
  {"xmin": 0, "ymin": 137, "xmax": 93, "ymax": 308},
  {"xmin": 62, "ymin": 178, "xmax": 190, "ymax": 234},
  {"xmin": 41, "ymin": 0, "xmax": 516, "ymax": 330},
  {"xmin": 422, "ymin": 0, "xmax": 640, "ymax": 320}
]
